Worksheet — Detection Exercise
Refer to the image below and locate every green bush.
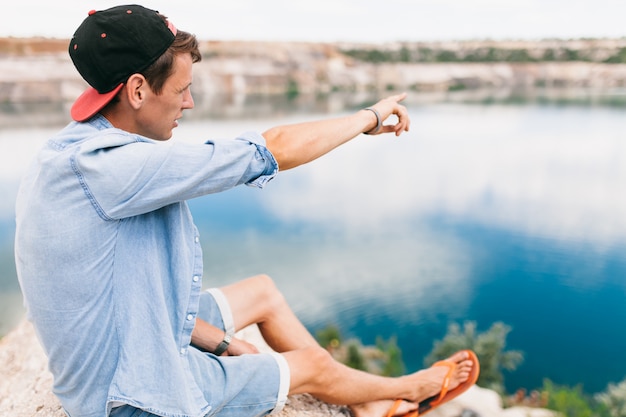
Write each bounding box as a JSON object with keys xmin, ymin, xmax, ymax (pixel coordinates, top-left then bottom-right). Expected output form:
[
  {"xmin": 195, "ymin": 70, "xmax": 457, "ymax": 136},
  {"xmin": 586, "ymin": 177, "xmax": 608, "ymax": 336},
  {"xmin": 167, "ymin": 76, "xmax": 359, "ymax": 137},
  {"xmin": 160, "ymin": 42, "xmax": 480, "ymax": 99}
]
[
  {"xmin": 541, "ymin": 379, "xmax": 611, "ymax": 417},
  {"xmin": 596, "ymin": 378, "xmax": 626, "ymax": 417},
  {"xmin": 345, "ymin": 341, "xmax": 367, "ymax": 371},
  {"xmin": 316, "ymin": 324, "xmax": 342, "ymax": 349},
  {"xmin": 424, "ymin": 321, "xmax": 523, "ymax": 393},
  {"xmin": 315, "ymin": 325, "xmax": 405, "ymax": 376},
  {"xmin": 376, "ymin": 335, "xmax": 406, "ymax": 377}
]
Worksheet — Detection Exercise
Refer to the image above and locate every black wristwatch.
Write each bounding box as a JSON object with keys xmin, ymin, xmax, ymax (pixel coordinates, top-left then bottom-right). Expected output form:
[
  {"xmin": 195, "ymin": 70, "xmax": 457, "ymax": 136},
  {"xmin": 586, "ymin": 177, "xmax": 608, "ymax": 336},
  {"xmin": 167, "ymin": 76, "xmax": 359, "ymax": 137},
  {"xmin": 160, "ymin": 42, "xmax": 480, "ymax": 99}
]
[{"xmin": 213, "ymin": 333, "xmax": 232, "ymax": 356}]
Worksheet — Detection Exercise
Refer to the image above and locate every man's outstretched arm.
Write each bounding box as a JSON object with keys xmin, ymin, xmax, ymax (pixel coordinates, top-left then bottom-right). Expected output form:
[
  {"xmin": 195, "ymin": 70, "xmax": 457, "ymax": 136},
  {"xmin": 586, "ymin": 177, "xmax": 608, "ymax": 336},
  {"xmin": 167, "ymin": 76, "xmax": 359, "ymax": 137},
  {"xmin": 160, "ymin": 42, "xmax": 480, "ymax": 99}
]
[{"xmin": 262, "ymin": 93, "xmax": 410, "ymax": 171}]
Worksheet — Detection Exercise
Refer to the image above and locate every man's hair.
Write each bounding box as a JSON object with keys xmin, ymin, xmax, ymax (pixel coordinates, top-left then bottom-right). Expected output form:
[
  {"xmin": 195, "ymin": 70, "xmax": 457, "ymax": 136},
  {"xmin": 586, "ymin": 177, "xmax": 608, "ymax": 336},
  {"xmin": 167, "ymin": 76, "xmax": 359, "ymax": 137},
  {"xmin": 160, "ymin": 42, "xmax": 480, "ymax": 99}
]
[
  {"xmin": 104, "ymin": 19, "xmax": 201, "ymax": 109},
  {"xmin": 141, "ymin": 17, "xmax": 202, "ymax": 95}
]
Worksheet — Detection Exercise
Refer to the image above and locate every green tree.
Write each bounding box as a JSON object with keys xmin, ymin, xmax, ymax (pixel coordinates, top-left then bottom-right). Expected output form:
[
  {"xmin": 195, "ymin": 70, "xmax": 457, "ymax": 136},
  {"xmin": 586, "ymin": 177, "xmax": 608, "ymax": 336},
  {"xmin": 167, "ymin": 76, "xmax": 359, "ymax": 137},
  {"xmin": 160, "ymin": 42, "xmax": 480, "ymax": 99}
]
[
  {"xmin": 505, "ymin": 49, "xmax": 535, "ymax": 62},
  {"xmin": 365, "ymin": 49, "xmax": 391, "ymax": 63},
  {"xmin": 605, "ymin": 48, "xmax": 626, "ymax": 64},
  {"xmin": 542, "ymin": 49, "xmax": 556, "ymax": 61},
  {"xmin": 435, "ymin": 50, "xmax": 459, "ymax": 62},
  {"xmin": 417, "ymin": 47, "xmax": 435, "ymax": 62},
  {"xmin": 485, "ymin": 47, "xmax": 499, "ymax": 61},
  {"xmin": 424, "ymin": 321, "xmax": 523, "ymax": 393},
  {"xmin": 286, "ymin": 78, "xmax": 300, "ymax": 100},
  {"xmin": 398, "ymin": 46, "xmax": 412, "ymax": 63}
]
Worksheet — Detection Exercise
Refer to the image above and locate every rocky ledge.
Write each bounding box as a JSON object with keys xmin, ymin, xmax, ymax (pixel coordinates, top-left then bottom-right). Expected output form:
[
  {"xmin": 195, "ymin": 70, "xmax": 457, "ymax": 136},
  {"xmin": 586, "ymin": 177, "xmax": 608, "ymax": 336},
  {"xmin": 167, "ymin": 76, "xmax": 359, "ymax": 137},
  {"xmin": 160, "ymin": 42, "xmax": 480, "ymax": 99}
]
[{"xmin": 0, "ymin": 319, "xmax": 556, "ymax": 417}]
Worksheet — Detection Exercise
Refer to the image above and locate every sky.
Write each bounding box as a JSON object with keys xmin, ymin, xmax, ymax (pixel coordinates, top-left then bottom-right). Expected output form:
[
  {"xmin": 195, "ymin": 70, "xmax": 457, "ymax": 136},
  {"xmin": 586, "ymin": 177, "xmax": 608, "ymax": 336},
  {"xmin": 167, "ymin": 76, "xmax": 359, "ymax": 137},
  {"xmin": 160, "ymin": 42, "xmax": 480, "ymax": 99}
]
[{"xmin": 5, "ymin": 0, "xmax": 626, "ymax": 43}]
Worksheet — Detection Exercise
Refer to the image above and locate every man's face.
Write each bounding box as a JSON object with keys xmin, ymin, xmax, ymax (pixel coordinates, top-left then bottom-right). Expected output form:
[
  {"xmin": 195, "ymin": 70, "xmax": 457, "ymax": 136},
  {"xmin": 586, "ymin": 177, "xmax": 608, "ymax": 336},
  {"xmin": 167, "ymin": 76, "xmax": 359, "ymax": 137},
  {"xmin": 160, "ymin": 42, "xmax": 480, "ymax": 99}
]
[{"xmin": 136, "ymin": 53, "xmax": 195, "ymax": 141}]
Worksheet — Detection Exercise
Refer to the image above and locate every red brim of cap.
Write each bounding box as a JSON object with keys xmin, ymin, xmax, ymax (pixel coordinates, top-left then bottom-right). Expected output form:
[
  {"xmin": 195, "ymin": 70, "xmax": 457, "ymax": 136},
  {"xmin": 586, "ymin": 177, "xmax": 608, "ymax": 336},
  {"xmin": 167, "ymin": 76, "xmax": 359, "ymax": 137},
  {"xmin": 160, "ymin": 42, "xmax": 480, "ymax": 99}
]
[{"xmin": 70, "ymin": 83, "xmax": 124, "ymax": 122}]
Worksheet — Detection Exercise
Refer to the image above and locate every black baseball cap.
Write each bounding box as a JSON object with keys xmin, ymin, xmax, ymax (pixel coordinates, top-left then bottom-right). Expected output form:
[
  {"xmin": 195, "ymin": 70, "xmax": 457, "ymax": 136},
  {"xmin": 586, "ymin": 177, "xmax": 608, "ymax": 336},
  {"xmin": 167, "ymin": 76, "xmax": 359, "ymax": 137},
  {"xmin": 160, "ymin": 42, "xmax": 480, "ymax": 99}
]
[{"xmin": 68, "ymin": 5, "xmax": 177, "ymax": 122}]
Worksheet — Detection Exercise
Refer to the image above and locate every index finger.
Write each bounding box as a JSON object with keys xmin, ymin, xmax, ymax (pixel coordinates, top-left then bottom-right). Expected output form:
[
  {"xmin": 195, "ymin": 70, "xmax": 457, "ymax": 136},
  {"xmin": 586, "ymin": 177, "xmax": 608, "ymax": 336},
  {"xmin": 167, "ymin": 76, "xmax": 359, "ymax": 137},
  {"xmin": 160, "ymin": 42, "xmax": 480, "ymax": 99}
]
[{"xmin": 387, "ymin": 92, "xmax": 408, "ymax": 104}]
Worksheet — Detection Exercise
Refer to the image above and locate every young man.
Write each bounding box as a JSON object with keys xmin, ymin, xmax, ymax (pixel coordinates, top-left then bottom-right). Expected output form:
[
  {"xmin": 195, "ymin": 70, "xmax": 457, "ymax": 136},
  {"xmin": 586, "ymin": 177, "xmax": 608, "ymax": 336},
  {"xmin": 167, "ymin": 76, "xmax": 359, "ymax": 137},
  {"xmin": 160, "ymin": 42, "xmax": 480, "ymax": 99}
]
[{"xmin": 15, "ymin": 5, "xmax": 477, "ymax": 417}]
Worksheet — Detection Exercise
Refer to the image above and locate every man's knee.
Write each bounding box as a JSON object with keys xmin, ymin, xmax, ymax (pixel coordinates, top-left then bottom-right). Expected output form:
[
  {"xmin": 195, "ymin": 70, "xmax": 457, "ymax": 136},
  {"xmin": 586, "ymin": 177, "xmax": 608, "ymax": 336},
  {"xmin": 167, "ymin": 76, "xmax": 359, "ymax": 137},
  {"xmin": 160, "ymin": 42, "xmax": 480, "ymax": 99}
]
[
  {"xmin": 309, "ymin": 346, "xmax": 335, "ymax": 371},
  {"xmin": 250, "ymin": 273, "xmax": 276, "ymax": 290},
  {"xmin": 290, "ymin": 346, "xmax": 338, "ymax": 389},
  {"xmin": 257, "ymin": 273, "xmax": 283, "ymax": 296},
  {"xmin": 248, "ymin": 274, "xmax": 288, "ymax": 312}
]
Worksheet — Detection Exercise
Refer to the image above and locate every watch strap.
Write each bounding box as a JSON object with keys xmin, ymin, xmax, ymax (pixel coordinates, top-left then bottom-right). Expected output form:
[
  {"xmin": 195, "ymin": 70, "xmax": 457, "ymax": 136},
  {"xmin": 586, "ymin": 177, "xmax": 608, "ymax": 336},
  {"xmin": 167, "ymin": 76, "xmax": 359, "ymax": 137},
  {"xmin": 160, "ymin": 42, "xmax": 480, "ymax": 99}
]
[{"xmin": 213, "ymin": 332, "xmax": 232, "ymax": 356}]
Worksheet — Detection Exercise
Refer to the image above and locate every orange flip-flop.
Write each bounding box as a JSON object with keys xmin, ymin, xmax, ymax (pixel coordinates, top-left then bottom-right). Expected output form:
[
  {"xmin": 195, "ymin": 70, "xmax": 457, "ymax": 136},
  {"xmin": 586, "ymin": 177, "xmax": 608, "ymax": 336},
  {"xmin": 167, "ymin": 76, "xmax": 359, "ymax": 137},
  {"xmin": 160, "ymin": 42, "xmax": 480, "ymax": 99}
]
[{"xmin": 386, "ymin": 349, "xmax": 480, "ymax": 417}]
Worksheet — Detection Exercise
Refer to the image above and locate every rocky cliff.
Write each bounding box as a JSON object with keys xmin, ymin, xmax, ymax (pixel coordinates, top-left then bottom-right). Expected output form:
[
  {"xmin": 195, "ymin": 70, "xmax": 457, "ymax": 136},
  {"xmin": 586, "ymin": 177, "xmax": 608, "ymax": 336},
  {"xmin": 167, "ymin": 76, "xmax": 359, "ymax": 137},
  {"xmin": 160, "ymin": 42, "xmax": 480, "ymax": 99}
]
[{"xmin": 1, "ymin": 38, "xmax": 626, "ymax": 105}]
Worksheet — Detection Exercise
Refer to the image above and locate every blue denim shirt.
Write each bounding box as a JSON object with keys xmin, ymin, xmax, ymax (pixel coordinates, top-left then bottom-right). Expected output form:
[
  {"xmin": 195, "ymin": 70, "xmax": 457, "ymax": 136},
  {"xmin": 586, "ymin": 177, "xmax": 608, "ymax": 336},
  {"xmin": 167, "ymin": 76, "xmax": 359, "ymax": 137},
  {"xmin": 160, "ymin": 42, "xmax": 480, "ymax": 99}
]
[{"xmin": 14, "ymin": 115, "xmax": 278, "ymax": 417}]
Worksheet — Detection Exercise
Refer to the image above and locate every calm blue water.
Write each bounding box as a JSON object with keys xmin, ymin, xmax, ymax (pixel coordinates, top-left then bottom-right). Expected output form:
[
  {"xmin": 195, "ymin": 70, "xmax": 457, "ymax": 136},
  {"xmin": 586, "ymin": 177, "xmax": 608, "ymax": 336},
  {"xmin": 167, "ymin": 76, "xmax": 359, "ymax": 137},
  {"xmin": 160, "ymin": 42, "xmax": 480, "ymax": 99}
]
[{"xmin": 1, "ymin": 92, "xmax": 625, "ymax": 394}]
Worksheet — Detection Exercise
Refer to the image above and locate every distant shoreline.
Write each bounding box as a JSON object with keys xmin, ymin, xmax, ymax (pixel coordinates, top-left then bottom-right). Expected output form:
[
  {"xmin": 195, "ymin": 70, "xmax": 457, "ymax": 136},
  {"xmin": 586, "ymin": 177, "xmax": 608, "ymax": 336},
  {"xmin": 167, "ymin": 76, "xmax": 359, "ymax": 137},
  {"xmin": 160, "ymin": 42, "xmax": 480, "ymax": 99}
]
[
  {"xmin": 2, "ymin": 35, "xmax": 626, "ymax": 53},
  {"xmin": 2, "ymin": 36, "xmax": 626, "ymax": 127}
]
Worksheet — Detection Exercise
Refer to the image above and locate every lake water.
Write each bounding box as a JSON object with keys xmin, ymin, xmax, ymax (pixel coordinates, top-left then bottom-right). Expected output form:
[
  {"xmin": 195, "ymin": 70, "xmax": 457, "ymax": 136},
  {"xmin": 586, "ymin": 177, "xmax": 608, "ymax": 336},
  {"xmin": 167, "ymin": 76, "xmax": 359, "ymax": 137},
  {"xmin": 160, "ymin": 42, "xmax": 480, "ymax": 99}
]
[{"xmin": 1, "ymin": 90, "xmax": 625, "ymax": 395}]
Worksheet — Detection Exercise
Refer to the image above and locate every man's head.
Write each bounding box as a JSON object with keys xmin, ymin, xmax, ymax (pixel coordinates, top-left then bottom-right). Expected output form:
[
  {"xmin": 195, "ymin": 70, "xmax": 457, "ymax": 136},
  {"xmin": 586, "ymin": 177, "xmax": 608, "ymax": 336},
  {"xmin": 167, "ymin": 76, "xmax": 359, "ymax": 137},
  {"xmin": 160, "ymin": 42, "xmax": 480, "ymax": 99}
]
[{"xmin": 68, "ymin": 5, "xmax": 201, "ymax": 124}]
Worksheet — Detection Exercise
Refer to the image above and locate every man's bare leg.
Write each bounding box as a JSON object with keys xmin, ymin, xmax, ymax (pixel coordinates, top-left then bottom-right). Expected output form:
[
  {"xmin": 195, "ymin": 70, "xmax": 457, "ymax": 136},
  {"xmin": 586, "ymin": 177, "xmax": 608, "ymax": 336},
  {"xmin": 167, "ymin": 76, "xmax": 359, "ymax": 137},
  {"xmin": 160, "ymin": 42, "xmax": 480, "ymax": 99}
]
[
  {"xmin": 220, "ymin": 274, "xmax": 318, "ymax": 351},
  {"xmin": 284, "ymin": 348, "xmax": 472, "ymax": 405},
  {"xmin": 220, "ymin": 275, "xmax": 474, "ymax": 416}
]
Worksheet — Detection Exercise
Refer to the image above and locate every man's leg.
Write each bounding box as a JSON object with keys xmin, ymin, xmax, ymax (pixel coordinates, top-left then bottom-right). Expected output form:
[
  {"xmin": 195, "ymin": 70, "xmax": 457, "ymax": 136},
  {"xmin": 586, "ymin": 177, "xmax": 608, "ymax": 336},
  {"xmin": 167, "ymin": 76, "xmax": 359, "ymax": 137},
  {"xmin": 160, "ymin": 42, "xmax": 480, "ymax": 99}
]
[
  {"xmin": 220, "ymin": 275, "xmax": 474, "ymax": 413},
  {"xmin": 220, "ymin": 274, "xmax": 317, "ymax": 352}
]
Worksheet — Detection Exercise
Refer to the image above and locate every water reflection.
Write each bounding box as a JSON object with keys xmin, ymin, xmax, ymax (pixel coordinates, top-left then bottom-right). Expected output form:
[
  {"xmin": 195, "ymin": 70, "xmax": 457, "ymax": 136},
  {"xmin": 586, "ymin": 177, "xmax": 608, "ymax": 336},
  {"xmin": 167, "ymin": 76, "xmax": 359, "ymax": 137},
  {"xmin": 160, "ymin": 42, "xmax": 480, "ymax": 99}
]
[
  {"xmin": 1, "ymin": 91, "xmax": 626, "ymax": 393},
  {"xmin": 3, "ymin": 87, "xmax": 626, "ymax": 128},
  {"xmin": 184, "ymin": 99, "xmax": 626, "ymax": 391},
  {"xmin": 260, "ymin": 104, "xmax": 626, "ymax": 246}
]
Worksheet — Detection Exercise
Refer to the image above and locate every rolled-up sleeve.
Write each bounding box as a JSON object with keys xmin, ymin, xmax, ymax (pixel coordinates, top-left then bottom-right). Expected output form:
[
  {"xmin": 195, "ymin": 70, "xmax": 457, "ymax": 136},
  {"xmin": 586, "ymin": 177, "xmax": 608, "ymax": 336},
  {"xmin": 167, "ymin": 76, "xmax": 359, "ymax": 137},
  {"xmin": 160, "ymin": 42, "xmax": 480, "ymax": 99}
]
[
  {"xmin": 73, "ymin": 129, "xmax": 279, "ymax": 220},
  {"xmin": 232, "ymin": 131, "xmax": 278, "ymax": 188}
]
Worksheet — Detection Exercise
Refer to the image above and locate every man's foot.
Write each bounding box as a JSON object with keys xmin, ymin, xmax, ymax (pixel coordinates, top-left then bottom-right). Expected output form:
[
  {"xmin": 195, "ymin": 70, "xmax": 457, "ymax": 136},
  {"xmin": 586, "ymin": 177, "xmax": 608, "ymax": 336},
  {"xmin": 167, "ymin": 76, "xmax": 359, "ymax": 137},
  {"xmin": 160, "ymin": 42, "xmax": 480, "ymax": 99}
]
[
  {"xmin": 346, "ymin": 351, "xmax": 477, "ymax": 417},
  {"xmin": 406, "ymin": 350, "xmax": 474, "ymax": 403}
]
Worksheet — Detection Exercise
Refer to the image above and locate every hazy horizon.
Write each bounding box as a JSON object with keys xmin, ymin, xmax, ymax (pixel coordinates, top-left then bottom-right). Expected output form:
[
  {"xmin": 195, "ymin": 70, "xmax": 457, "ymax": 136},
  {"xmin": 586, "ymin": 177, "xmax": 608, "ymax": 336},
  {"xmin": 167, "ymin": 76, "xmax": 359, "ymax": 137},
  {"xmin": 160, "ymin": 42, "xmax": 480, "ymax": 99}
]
[{"xmin": 4, "ymin": 1, "xmax": 625, "ymax": 43}]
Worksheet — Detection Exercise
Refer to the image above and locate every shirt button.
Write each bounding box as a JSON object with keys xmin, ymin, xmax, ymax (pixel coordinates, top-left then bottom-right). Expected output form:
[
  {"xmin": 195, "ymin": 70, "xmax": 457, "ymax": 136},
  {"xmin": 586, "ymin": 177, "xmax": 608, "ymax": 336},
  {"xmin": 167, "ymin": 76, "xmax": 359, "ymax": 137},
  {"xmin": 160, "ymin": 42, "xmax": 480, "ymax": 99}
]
[
  {"xmin": 194, "ymin": 236, "xmax": 199, "ymax": 243},
  {"xmin": 187, "ymin": 314, "xmax": 193, "ymax": 321},
  {"xmin": 180, "ymin": 348, "xmax": 186, "ymax": 354},
  {"xmin": 193, "ymin": 276, "xmax": 199, "ymax": 282}
]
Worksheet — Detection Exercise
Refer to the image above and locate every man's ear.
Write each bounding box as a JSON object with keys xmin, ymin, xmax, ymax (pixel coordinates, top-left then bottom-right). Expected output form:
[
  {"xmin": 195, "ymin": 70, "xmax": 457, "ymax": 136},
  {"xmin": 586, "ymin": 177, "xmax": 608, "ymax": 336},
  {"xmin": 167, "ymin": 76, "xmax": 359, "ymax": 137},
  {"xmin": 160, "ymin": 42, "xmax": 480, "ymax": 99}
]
[{"xmin": 125, "ymin": 74, "xmax": 148, "ymax": 110}]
